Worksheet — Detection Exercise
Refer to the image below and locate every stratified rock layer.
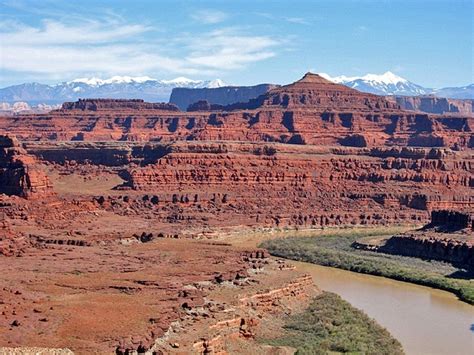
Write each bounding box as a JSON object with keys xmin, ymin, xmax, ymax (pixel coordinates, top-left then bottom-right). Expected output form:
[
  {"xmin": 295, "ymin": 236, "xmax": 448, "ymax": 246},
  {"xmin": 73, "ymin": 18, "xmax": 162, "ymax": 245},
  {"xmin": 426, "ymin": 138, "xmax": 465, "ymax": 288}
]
[
  {"xmin": 60, "ymin": 98, "xmax": 180, "ymax": 112},
  {"xmin": 355, "ymin": 210, "xmax": 474, "ymax": 270},
  {"xmin": 0, "ymin": 74, "xmax": 472, "ymax": 150},
  {"xmin": 0, "ymin": 135, "xmax": 52, "ymax": 198}
]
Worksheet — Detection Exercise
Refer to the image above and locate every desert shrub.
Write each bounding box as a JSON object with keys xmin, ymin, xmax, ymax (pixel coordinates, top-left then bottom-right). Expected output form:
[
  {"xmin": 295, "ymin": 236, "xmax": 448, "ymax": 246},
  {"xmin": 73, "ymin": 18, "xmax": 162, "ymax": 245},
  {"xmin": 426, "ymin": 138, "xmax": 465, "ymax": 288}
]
[{"xmin": 262, "ymin": 292, "xmax": 404, "ymax": 354}]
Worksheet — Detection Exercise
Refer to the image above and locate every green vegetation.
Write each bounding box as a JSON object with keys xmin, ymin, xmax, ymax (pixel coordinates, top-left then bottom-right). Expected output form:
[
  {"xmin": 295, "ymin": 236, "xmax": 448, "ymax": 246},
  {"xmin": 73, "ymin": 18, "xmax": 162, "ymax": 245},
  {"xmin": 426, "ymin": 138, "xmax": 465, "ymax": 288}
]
[
  {"xmin": 262, "ymin": 292, "xmax": 404, "ymax": 354},
  {"xmin": 260, "ymin": 231, "xmax": 474, "ymax": 304}
]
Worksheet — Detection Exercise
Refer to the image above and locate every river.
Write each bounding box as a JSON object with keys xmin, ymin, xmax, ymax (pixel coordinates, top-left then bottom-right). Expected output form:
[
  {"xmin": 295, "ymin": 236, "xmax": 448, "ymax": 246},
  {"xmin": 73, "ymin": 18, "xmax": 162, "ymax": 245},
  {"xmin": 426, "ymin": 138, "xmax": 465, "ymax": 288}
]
[
  {"xmin": 294, "ymin": 261, "xmax": 474, "ymax": 355},
  {"xmin": 225, "ymin": 231, "xmax": 474, "ymax": 355}
]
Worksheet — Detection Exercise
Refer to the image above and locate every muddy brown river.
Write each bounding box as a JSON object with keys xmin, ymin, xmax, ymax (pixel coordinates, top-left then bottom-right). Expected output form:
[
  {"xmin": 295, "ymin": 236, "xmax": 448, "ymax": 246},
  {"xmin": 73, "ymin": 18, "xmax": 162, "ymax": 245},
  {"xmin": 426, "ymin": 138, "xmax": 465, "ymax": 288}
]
[{"xmin": 294, "ymin": 261, "xmax": 474, "ymax": 355}]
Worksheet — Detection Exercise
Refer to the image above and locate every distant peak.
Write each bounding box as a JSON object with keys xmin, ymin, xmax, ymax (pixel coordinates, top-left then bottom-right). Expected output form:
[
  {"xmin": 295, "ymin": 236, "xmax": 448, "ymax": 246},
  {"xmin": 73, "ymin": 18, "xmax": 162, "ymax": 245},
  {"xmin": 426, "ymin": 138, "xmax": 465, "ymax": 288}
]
[
  {"xmin": 68, "ymin": 76, "xmax": 156, "ymax": 85},
  {"xmin": 160, "ymin": 77, "xmax": 200, "ymax": 85},
  {"xmin": 319, "ymin": 71, "xmax": 408, "ymax": 85},
  {"xmin": 206, "ymin": 79, "xmax": 227, "ymax": 88},
  {"xmin": 363, "ymin": 71, "xmax": 407, "ymax": 84},
  {"xmin": 296, "ymin": 72, "xmax": 333, "ymax": 84}
]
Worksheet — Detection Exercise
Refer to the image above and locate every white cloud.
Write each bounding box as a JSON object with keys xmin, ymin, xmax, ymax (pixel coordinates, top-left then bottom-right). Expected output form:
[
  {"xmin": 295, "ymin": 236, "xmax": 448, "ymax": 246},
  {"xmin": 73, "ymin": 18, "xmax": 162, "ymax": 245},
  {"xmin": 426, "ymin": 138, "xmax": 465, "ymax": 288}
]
[
  {"xmin": 285, "ymin": 17, "xmax": 310, "ymax": 25},
  {"xmin": 0, "ymin": 17, "xmax": 280, "ymax": 81},
  {"xmin": 1, "ymin": 19, "xmax": 150, "ymax": 45},
  {"xmin": 191, "ymin": 9, "xmax": 228, "ymax": 24},
  {"xmin": 186, "ymin": 28, "xmax": 279, "ymax": 69},
  {"xmin": 254, "ymin": 12, "xmax": 314, "ymax": 25}
]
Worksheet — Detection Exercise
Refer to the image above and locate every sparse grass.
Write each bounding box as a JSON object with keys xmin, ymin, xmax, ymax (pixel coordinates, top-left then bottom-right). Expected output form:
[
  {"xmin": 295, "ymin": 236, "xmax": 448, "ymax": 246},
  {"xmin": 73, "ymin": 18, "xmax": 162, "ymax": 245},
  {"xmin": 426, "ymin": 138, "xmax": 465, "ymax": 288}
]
[
  {"xmin": 261, "ymin": 291, "xmax": 404, "ymax": 355},
  {"xmin": 260, "ymin": 230, "xmax": 474, "ymax": 304}
]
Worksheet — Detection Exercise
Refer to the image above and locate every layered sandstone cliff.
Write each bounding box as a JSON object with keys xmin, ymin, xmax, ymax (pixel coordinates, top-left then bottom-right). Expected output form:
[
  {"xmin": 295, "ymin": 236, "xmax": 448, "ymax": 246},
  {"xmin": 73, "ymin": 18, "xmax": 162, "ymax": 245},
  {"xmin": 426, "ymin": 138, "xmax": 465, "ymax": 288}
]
[
  {"xmin": 60, "ymin": 98, "xmax": 179, "ymax": 112},
  {"xmin": 87, "ymin": 141, "xmax": 470, "ymax": 230},
  {"xmin": 355, "ymin": 209, "xmax": 474, "ymax": 270},
  {"xmin": 0, "ymin": 74, "xmax": 471, "ymax": 150},
  {"xmin": 0, "ymin": 135, "xmax": 52, "ymax": 198}
]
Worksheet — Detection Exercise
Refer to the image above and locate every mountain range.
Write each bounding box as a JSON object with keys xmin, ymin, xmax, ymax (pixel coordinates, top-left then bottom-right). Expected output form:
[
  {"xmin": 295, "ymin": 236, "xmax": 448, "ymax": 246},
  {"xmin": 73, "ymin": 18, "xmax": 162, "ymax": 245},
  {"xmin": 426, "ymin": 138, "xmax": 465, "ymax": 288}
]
[
  {"xmin": 0, "ymin": 72, "xmax": 472, "ymax": 107},
  {"xmin": 319, "ymin": 71, "xmax": 473, "ymax": 99},
  {"xmin": 0, "ymin": 76, "xmax": 227, "ymax": 105}
]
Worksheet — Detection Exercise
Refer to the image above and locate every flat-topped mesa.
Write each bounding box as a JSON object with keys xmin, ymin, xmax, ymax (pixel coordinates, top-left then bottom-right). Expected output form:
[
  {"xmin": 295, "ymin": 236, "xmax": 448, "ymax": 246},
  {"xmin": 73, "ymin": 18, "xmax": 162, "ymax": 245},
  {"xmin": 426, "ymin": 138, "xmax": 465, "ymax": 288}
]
[
  {"xmin": 60, "ymin": 98, "xmax": 180, "ymax": 112},
  {"xmin": 0, "ymin": 134, "xmax": 53, "ymax": 198},
  {"xmin": 240, "ymin": 72, "xmax": 400, "ymax": 111}
]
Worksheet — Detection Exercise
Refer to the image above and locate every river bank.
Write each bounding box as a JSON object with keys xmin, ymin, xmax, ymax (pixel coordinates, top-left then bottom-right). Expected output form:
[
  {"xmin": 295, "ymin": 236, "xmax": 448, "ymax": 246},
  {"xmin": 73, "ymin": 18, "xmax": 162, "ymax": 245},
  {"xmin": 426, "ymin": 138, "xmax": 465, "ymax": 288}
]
[{"xmin": 260, "ymin": 230, "xmax": 474, "ymax": 304}]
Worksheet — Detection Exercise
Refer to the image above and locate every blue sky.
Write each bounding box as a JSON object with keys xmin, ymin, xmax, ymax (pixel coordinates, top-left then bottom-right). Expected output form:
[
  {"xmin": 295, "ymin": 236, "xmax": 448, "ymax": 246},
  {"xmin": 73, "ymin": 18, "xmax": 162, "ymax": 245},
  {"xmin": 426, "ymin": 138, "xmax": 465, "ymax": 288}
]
[{"xmin": 0, "ymin": 0, "xmax": 472, "ymax": 88}]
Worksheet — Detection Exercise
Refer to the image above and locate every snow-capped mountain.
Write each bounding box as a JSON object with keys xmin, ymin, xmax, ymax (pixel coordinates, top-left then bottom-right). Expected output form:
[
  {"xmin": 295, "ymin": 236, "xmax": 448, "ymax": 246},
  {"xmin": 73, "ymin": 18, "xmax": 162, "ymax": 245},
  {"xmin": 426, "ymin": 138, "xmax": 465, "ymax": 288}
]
[
  {"xmin": 319, "ymin": 71, "xmax": 430, "ymax": 96},
  {"xmin": 0, "ymin": 76, "xmax": 228, "ymax": 105}
]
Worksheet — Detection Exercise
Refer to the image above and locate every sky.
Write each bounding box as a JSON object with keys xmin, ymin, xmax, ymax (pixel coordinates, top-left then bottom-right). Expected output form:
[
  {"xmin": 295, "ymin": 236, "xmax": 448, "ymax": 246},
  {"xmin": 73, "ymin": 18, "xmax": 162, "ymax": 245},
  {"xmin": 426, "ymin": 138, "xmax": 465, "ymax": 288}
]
[{"xmin": 0, "ymin": 0, "xmax": 472, "ymax": 88}]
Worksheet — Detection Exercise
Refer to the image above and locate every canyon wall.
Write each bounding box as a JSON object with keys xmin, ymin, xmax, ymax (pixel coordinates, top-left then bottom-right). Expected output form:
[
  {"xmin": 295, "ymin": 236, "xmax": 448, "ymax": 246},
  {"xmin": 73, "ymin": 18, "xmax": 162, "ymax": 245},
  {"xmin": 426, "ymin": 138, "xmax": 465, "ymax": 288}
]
[
  {"xmin": 0, "ymin": 73, "xmax": 472, "ymax": 231},
  {"xmin": 429, "ymin": 210, "xmax": 473, "ymax": 230},
  {"xmin": 0, "ymin": 135, "xmax": 52, "ymax": 198},
  {"xmin": 0, "ymin": 74, "xmax": 471, "ymax": 150},
  {"xmin": 355, "ymin": 210, "xmax": 474, "ymax": 270},
  {"xmin": 60, "ymin": 98, "xmax": 179, "ymax": 111},
  {"xmin": 1, "ymin": 103, "xmax": 472, "ymax": 149},
  {"xmin": 382, "ymin": 233, "xmax": 474, "ymax": 270},
  {"xmin": 52, "ymin": 141, "xmax": 467, "ymax": 231}
]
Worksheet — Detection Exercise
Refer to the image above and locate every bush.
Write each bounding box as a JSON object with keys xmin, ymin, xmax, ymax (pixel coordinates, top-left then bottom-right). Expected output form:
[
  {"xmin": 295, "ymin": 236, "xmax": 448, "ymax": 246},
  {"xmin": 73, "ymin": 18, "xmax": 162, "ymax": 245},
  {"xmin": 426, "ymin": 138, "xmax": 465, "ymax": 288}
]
[{"xmin": 261, "ymin": 292, "xmax": 404, "ymax": 354}]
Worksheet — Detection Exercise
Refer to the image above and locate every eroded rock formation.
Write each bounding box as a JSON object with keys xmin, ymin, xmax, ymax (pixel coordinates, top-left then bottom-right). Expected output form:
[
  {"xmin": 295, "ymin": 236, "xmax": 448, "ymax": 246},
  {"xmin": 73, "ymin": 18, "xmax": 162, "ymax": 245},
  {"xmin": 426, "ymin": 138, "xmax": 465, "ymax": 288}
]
[
  {"xmin": 0, "ymin": 135, "xmax": 52, "ymax": 198},
  {"xmin": 355, "ymin": 210, "xmax": 474, "ymax": 270},
  {"xmin": 60, "ymin": 98, "xmax": 179, "ymax": 112},
  {"xmin": 0, "ymin": 74, "xmax": 471, "ymax": 150}
]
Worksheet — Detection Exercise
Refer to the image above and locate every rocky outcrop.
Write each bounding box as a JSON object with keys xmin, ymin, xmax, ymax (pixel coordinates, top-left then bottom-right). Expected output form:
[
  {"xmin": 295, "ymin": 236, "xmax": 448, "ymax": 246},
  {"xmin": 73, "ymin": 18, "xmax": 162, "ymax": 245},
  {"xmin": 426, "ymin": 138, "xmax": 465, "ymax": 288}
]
[
  {"xmin": 0, "ymin": 135, "xmax": 52, "ymax": 198},
  {"xmin": 189, "ymin": 274, "xmax": 316, "ymax": 355},
  {"xmin": 356, "ymin": 209, "xmax": 474, "ymax": 270},
  {"xmin": 191, "ymin": 317, "xmax": 260, "ymax": 354},
  {"xmin": 169, "ymin": 84, "xmax": 277, "ymax": 110},
  {"xmin": 382, "ymin": 235, "xmax": 474, "ymax": 270},
  {"xmin": 239, "ymin": 274, "xmax": 313, "ymax": 311},
  {"xmin": 391, "ymin": 96, "xmax": 473, "ymax": 114},
  {"xmin": 428, "ymin": 210, "xmax": 473, "ymax": 231}
]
